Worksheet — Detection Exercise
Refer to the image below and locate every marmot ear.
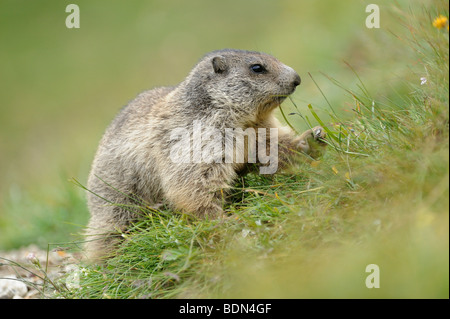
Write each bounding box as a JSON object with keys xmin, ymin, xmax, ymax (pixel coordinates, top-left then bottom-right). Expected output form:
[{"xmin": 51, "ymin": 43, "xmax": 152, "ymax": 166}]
[{"xmin": 212, "ymin": 56, "xmax": 227, "ymax": 74}]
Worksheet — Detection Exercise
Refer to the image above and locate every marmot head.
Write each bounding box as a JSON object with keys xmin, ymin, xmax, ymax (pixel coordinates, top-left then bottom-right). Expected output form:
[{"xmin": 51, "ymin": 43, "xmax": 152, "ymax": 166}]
[{"xmin": 182, "ymin": 49, "xmax": 301, "ymax": 119}]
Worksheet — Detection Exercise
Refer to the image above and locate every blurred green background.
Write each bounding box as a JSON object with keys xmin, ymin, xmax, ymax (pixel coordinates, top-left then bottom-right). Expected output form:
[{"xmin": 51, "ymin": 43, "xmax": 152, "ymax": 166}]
[{"xmin": 0, "ymin": 0, "xmax": 419, "ymax": 249}]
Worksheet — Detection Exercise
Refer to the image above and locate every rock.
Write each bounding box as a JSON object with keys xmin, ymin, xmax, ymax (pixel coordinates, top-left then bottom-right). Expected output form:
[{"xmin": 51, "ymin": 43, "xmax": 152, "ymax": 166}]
[{"xmin": 0, "ymin": 275, "xmax": 28, "ymax": 299}]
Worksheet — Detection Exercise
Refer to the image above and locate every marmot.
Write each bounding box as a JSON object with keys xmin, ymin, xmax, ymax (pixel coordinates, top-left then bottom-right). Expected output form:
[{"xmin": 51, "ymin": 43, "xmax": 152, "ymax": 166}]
[{"xmin": 84, "ymin": 49, "xmax": 326, "ymax": 261}]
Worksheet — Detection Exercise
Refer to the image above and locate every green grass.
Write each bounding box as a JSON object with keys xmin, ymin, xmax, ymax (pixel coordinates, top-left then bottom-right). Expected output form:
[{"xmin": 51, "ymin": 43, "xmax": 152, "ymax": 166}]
[{"xmin": 52, "ymin": 1, "xmax": 449, "ymax": 299}]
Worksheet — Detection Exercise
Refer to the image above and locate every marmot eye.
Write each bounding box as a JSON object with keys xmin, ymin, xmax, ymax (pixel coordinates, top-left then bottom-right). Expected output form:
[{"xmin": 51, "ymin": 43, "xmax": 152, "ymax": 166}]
[{"xmin": 250, "ymin": 64, "xmax": 267, "ymax": 74}]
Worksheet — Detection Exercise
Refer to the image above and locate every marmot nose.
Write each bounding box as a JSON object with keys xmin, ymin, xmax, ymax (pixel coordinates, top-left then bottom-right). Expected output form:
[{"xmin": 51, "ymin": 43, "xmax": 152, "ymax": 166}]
[{"xmin": 292, "ymin": 73, "xmax": 301, "ymax": 87}]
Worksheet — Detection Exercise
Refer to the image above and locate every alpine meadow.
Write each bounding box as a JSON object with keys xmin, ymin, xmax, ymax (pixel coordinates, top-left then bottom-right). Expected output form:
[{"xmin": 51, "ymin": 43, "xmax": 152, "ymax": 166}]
[{"xmin": 0, "ymin": 0, "xmax": 448, "ymax": 299}]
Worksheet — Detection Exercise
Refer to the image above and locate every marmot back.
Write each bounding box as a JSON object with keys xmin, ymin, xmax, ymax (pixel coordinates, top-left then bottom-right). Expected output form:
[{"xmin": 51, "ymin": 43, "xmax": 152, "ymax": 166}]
[{"xmin": 84, "ymin": 49, "xmax": 326, "ymax": 262}]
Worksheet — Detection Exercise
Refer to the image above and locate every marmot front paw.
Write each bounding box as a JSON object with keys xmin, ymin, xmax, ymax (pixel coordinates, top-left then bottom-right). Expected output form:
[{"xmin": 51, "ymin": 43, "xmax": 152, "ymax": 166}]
[
  {"xmin": 312, "ymin": 126, "xmax": 327, "ymax": 144},
  {"xmin": 297, "ymin": 126, "xmax": 327, "ymax": 158}
]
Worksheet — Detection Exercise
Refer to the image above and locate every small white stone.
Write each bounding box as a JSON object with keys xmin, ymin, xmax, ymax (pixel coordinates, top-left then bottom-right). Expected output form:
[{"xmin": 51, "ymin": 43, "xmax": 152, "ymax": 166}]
[{"xmin": 0, "ymin": 275, "xmax": 28, "ymax": 299}]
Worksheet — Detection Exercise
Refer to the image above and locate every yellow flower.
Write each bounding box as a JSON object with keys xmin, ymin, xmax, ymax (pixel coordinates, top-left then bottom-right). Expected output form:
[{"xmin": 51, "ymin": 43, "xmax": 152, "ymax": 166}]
[{"xmin": 432, "ymin": 15, "xmax": 448, "ymax": 29}]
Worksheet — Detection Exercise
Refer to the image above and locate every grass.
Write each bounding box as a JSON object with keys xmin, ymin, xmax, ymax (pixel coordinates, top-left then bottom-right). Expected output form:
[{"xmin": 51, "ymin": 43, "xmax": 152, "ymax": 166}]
[{"xmin": 51, "ymin": 1, "xmax": 448, "ymax": 299}]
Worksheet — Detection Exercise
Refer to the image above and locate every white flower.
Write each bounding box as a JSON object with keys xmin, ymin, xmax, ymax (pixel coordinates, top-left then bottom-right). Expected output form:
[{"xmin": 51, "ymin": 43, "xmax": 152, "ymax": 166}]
[
  {"xmin": 420, "ymin": 77, "xmax": 427, "ymax": 85},
  {"xmin": 26, "ymin": 252, "xmax": 39, "ymax": 266}
]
